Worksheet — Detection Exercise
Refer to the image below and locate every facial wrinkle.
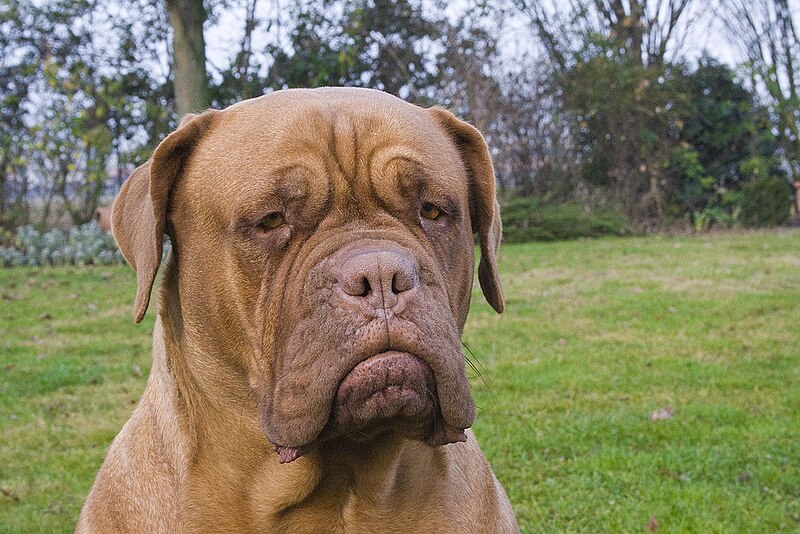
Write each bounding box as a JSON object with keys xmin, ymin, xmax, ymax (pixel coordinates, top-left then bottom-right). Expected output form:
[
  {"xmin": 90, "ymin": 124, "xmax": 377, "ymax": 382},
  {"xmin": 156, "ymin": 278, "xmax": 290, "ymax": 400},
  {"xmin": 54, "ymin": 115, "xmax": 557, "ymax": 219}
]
[
  {"xmin": 377, "ymin": 255, "xmax": 393, "ymax": 351},
  {"xmin": 328, "ymin": 116, "xmax": 362, "ymax": 220}
]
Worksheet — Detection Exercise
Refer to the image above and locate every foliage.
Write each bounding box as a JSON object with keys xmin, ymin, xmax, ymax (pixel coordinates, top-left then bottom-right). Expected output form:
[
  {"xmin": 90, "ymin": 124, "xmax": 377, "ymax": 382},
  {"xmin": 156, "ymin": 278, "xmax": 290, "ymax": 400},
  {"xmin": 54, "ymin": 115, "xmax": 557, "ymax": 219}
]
[
  {"xmin": 513, "ymin": 2, "xmax": 794, "ymax": 228},
  {"xmin": 736, "ymin": 175, "xmax": 794, "ymax": 227},
  {"xmin": 680, "ymin": 59, "xmax": 777, "ymax": 189},
  {"xmin": 501, "ymin": 197, "xmax": 634, "ymax": 242},
  {"xmin": 2, "ymin": 0, "xmax": 799, "ymax": 236},
  {"xmin": 0, "ymin": 0, "xmax": 38, "ymax": 225},
  {"xmin": 515, "ymin": 0, "xmax": 700, "ymax": 223},
  {"xmin": 0, "ymin": 0, "xmax": 172, "ymax": 229},
  {"xmin": 690, "ymin": 207, "xmax": 734, "ymax": 233},
  {"xmin": 669, "ymin": 58, "xmax": 782, "ymax": 220},
  {"xmin": 557, "ymin": 54, "xmax": 684, "ymax": 222},
  {"xmin": 263, "ymin": 0, "xmax": 443, "ymax": 100},
  {"xmin": 720, "ymin": 0, "xmax": 800, "ymax": 184},
  {"xmin": 555, "ymin": 43, "xmax": 787, "ymax": 229},
  {"xmin": 0, "ymin": 222, "xmax": 123, "ymax": 267}
]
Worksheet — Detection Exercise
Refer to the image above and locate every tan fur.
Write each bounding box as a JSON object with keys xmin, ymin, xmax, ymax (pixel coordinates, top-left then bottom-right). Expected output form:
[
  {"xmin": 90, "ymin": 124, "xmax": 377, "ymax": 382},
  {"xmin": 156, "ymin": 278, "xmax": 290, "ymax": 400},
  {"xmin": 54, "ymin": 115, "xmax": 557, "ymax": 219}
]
[
  {"xmin": 77, "ymin": 88, "xmax": 519, "ymax": 533},
  {"xmin": 92, "ymin": 207, "xmax": 112, "ymax": 233}
]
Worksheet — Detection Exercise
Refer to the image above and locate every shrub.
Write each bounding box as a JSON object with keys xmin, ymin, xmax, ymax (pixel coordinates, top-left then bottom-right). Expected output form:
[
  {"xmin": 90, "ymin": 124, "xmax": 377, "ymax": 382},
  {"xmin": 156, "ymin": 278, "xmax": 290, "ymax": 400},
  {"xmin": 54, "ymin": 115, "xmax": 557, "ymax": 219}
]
[
  {"xmin": 691, "ymin": 207, "xmax": 735, "ymax": 233},
  {"xmin": 501, "ymin": 197, "xmax": 635, "ymax": 243},
  {"xmin": 737, "ymin": 175, "xmax": 793, "ymax": 227},
  {"xmin": 0, "ymin": 247, "xmax": 26, "ymax": 267},
  {"xmin": 0, "ymin": 222, "xmax": 125, "ymax": 267}
]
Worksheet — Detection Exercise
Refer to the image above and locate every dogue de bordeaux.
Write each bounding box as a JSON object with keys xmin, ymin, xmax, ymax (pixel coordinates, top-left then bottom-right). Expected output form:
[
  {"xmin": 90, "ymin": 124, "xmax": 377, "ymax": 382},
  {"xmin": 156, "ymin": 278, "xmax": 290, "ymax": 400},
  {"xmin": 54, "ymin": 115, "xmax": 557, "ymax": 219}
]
[{"xmin": 77, "ymin": 87, "xmax": 519, "ymax": 533}]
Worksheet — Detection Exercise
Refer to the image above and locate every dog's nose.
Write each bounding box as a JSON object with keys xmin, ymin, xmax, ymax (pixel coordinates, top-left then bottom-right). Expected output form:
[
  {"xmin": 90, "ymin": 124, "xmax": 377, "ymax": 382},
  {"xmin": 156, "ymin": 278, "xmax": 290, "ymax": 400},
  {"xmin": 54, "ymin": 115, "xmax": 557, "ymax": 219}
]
[{"xmin": 338, "ymin": 250, "xmax": 418, "ymax": 309}]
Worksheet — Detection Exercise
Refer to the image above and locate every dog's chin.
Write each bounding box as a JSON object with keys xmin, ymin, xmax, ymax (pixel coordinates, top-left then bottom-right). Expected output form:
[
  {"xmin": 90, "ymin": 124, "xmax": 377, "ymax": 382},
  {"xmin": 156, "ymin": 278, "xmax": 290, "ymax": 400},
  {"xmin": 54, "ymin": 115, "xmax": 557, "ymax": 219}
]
[
  {"xmin": 332, "ymin": 351, "xmax": 437, "ymax": 426},
  {"xmin": 271, "ymin": 351, "xmax": 469, "ymax": 464},
  {"xmin": 331, "ymin": 351, "xmax": 469, "ymax": 444}
]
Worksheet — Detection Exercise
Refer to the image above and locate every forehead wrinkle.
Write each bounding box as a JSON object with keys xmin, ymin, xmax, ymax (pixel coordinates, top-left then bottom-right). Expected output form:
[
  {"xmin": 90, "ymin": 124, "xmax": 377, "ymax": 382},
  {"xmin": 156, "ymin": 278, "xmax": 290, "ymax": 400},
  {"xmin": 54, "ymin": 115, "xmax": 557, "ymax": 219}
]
[
  {"xmin": 324, "ymin": 147, "xmax": 361, "ymax": 221},
  {"xmin": 327, "ymin": 114, "xmax": 376, "ymax": 222},
  {"xmin": 329, "ymin": 115, "xmax": 358, "ymax": 180},
  {"xmin": 229, "ymin": 161, "xmax": 330, "ymax": 220},
  {"xmin": 367, "ymin": 150, "xmax": 467, "ymax": 224},
  {"xmin": 368, "ymin": 142, "xmax": 422, "ymax": 172},
  {"xmin": 348, "ymin": 144, "xmax": 411, "ymax": 220},
  {"xmin": 356, "ymin": 155, "xmax": 423, "ymax": 233},
  {"xmin": 371, "ymin": 151, "xmax": 429, "ymax": 194}
]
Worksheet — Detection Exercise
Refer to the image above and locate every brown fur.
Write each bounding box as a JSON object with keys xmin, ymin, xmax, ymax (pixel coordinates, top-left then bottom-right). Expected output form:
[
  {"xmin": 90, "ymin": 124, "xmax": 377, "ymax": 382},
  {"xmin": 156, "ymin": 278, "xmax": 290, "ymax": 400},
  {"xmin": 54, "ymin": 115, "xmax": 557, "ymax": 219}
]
[
  {"xmin": 77, "ymin": 88, "xmax": 518, "ymax": 533},
  {"xmin": 92, "ymin": 207, "xmax": 112, "ymax": 233}
]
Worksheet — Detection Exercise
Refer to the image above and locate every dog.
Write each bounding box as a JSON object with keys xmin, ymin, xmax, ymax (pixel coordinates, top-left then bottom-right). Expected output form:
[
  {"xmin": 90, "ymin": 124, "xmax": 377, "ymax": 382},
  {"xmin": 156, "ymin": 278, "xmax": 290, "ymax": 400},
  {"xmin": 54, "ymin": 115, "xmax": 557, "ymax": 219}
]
[{"xmin": 77, "ymin": 88, "xmax": 518, "ymax": 533}]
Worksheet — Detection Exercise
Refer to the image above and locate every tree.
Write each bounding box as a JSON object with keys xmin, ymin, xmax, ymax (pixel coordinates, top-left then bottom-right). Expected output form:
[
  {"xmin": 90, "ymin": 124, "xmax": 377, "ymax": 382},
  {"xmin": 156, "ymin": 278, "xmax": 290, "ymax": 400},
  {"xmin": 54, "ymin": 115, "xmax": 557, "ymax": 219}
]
[
  {"xmin": 0, "ymin": 0, "xmax": 39, "ymax": 226},
  {"xmin": 515, "ymin": 0, "xmax": 695, "ymax": 70},
  {"xmin": 0, "ymin": 0, "xmax": 175, "ymax": 229},
  {"xmin": 212, "ymin": 0, "xmax": 264, "ymax": 107},
  {"xmin": 670, "ymin": 57, "xmax": 780, "ymax": 214},
  {"xmin": 718, "ymin": 0, "xmax": 800, "ymax": 218},
  {"xmin": 682, "ymin": 59, "xmax": 772, "ymax": 186},
  {"xmin": 166, "ymin": 0, "xmax": 210, "ymax": 116},
  {"xmin": 266, "ymin": 0, "xmax": 443, "ymax": 101},
  {"xmin": 432, "ymin": 6, "xmax": 577, "ymax": 199},
  {"xmin": 513, "ymin": 0, "xmax": 698, "ymax": 224}
]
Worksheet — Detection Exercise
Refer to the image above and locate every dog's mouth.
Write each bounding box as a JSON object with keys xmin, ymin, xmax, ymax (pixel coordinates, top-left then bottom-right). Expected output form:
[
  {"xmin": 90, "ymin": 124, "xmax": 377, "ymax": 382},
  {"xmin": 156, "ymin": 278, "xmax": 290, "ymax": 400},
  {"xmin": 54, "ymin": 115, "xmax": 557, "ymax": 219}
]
[
  {"xmin": 272, "ymin": 351, "xmax": 468, "ymax": 464},
  {"xmin": 332, "ymin": 351, "xmax": 437, "ymax": 426}
]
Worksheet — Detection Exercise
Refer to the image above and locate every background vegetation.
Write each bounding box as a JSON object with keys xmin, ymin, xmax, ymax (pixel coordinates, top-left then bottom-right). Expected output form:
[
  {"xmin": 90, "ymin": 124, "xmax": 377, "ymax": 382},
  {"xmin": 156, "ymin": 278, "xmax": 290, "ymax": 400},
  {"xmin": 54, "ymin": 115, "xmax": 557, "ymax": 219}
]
[
  {"xmin": 1, "ymin": 231, "xmax": 799, "ymax": 532},
  {"xmin": 1, "ymin": 0, "xmax": 799, "ymax": 236}
]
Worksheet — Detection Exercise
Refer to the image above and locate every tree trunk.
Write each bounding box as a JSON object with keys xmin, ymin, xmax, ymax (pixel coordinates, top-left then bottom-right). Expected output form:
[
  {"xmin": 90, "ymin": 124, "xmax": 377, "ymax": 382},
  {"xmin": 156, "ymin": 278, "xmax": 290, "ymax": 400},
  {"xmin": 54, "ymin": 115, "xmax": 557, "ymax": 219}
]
[{"xmin": 166, "ymin": 0, "xmax": 209, "ymax": 118}]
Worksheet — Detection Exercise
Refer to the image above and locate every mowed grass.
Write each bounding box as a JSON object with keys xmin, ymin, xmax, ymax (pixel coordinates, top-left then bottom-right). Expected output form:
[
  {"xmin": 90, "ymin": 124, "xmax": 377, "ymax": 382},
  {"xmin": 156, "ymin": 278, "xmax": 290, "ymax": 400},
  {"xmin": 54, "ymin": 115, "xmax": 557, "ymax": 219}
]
[{"xmin": 1, "ymin": 230, "xmax": 799, "ymax": 532}]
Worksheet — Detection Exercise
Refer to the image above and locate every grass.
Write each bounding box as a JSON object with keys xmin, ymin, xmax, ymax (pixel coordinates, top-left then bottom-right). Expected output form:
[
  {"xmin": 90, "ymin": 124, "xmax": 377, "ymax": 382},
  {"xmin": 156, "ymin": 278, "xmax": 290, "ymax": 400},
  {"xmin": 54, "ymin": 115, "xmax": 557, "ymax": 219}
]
[{"xmin": 2, "ymin": 229, "xmax": 800, "ymax": 532}]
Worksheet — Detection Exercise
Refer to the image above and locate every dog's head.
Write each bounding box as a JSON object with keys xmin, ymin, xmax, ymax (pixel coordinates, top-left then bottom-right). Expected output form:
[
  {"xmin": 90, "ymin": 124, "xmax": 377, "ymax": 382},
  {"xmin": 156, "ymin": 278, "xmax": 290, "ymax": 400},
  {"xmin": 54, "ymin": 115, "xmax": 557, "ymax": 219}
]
[{"xmin": 112, "ymin": 88, "xmax": 503, "ymax": 462}]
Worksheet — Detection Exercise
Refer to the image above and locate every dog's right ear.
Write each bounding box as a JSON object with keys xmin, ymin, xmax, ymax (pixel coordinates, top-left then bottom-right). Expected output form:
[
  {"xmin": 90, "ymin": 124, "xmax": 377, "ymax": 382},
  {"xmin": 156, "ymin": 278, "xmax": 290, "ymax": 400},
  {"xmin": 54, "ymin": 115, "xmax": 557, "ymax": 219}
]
[{"xmin": 112, "ymin": 110, "xmax": 218, "ymax": 323}]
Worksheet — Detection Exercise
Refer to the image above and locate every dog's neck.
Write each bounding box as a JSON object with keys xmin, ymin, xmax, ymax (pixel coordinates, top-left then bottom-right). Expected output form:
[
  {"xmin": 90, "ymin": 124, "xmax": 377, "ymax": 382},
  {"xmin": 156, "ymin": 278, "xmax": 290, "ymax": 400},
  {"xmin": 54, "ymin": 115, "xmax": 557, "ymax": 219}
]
[{"xmin": 149, "ymin": 272, "xmax": 448, "ymax": 528}]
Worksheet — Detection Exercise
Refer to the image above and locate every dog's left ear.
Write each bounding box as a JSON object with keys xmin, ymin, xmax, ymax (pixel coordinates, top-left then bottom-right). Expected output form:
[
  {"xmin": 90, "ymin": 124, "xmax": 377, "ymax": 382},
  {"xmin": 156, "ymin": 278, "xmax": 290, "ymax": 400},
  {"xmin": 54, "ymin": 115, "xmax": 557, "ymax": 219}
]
[
  {"xmin": 428, "ymin": 107, "xmax": 504, "ymax": 313},
  {"xmin": 112, "ymin": 110, "xmax": 218, "ymax": 323}
]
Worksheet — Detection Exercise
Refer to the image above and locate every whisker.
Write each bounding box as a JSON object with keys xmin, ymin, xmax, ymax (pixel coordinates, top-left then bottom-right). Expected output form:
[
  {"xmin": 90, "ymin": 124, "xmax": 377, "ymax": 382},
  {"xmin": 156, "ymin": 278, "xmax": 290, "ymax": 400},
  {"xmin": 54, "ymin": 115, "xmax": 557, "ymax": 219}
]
[{"xmin": 461, "ymin": 341, "xmax": 498, "ymax": 408}]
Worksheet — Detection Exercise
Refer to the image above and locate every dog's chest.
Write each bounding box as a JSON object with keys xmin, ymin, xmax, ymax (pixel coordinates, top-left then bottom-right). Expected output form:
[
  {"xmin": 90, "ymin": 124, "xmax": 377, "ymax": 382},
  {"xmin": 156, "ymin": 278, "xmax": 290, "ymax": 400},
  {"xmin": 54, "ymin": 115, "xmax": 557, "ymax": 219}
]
[{"xmin": 241, "ymin": 469, "xmax": 439, "ymax": 533}]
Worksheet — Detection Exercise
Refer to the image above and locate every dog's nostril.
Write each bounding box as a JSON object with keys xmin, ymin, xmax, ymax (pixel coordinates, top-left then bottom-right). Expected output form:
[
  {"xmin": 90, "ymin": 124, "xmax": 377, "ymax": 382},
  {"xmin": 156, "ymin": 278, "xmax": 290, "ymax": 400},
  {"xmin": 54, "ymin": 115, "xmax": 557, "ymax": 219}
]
[
  {"xmin": 392, "ymin": 271, "xmax": 415, "ymax": 294},
  {"xmin": 359, "ymin": 278, "xmax": 372, "ymax": 297},
  {"xmin": 391, "ymin": 273, "xmax": 409, "ymax": 295}
]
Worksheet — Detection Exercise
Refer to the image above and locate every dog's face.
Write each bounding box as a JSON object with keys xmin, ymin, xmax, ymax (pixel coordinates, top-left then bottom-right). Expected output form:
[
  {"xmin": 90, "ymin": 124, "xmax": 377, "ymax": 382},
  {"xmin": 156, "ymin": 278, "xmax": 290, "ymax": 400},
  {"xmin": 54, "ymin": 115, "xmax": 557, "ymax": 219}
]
[{"xmin": 112, "ymin": 88, "xmax": 503, "ymax": 462}]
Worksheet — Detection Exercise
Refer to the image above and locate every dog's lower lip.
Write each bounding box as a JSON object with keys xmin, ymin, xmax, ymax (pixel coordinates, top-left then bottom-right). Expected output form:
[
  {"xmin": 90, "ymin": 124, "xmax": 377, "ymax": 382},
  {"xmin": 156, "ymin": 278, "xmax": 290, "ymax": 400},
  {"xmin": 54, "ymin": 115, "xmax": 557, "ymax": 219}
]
[
  {"xmin": 337, "ymin": 351, "xmax": 434, "ymax": 398},
  {"xmin": 333, "ymin": 350, "xmax": 437, "ymax": 424}
]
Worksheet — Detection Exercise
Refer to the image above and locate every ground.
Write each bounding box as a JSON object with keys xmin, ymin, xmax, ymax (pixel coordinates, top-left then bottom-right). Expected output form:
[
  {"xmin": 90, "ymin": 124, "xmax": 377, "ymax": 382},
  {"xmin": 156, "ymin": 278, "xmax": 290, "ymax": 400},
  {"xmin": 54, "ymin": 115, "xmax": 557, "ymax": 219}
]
[{"xmin": 1, "ymin": 230, "xmax": 799, "ymax": 532}]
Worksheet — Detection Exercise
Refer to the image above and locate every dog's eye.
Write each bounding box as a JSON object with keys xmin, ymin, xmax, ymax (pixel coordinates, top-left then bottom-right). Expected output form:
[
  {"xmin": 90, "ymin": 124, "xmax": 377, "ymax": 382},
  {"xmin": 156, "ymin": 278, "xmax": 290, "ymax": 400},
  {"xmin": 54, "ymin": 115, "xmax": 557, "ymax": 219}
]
[
  {"xmin": 420, "ymin": 203, "xmax": 443, "ymax": 221},
  {"xmin": 257, "ymin": 212, "xmax": 286, "ymax": 231}
]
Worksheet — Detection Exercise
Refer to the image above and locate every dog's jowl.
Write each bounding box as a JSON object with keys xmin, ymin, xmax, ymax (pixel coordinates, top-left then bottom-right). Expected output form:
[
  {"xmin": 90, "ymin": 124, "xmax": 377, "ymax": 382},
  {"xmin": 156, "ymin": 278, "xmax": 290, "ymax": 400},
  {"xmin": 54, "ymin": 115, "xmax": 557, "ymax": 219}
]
[{"xmin": 77, "ymin": 88, "xmax": 519, "ymax": 533}]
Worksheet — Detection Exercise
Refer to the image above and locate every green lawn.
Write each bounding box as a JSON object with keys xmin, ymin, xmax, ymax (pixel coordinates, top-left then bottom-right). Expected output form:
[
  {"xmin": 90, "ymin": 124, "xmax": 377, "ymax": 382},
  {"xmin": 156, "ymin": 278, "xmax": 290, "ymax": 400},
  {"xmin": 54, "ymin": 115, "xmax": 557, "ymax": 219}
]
[{"xmin": 2, "ymin": 230, "xmax": 799, "ymax": 532}]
